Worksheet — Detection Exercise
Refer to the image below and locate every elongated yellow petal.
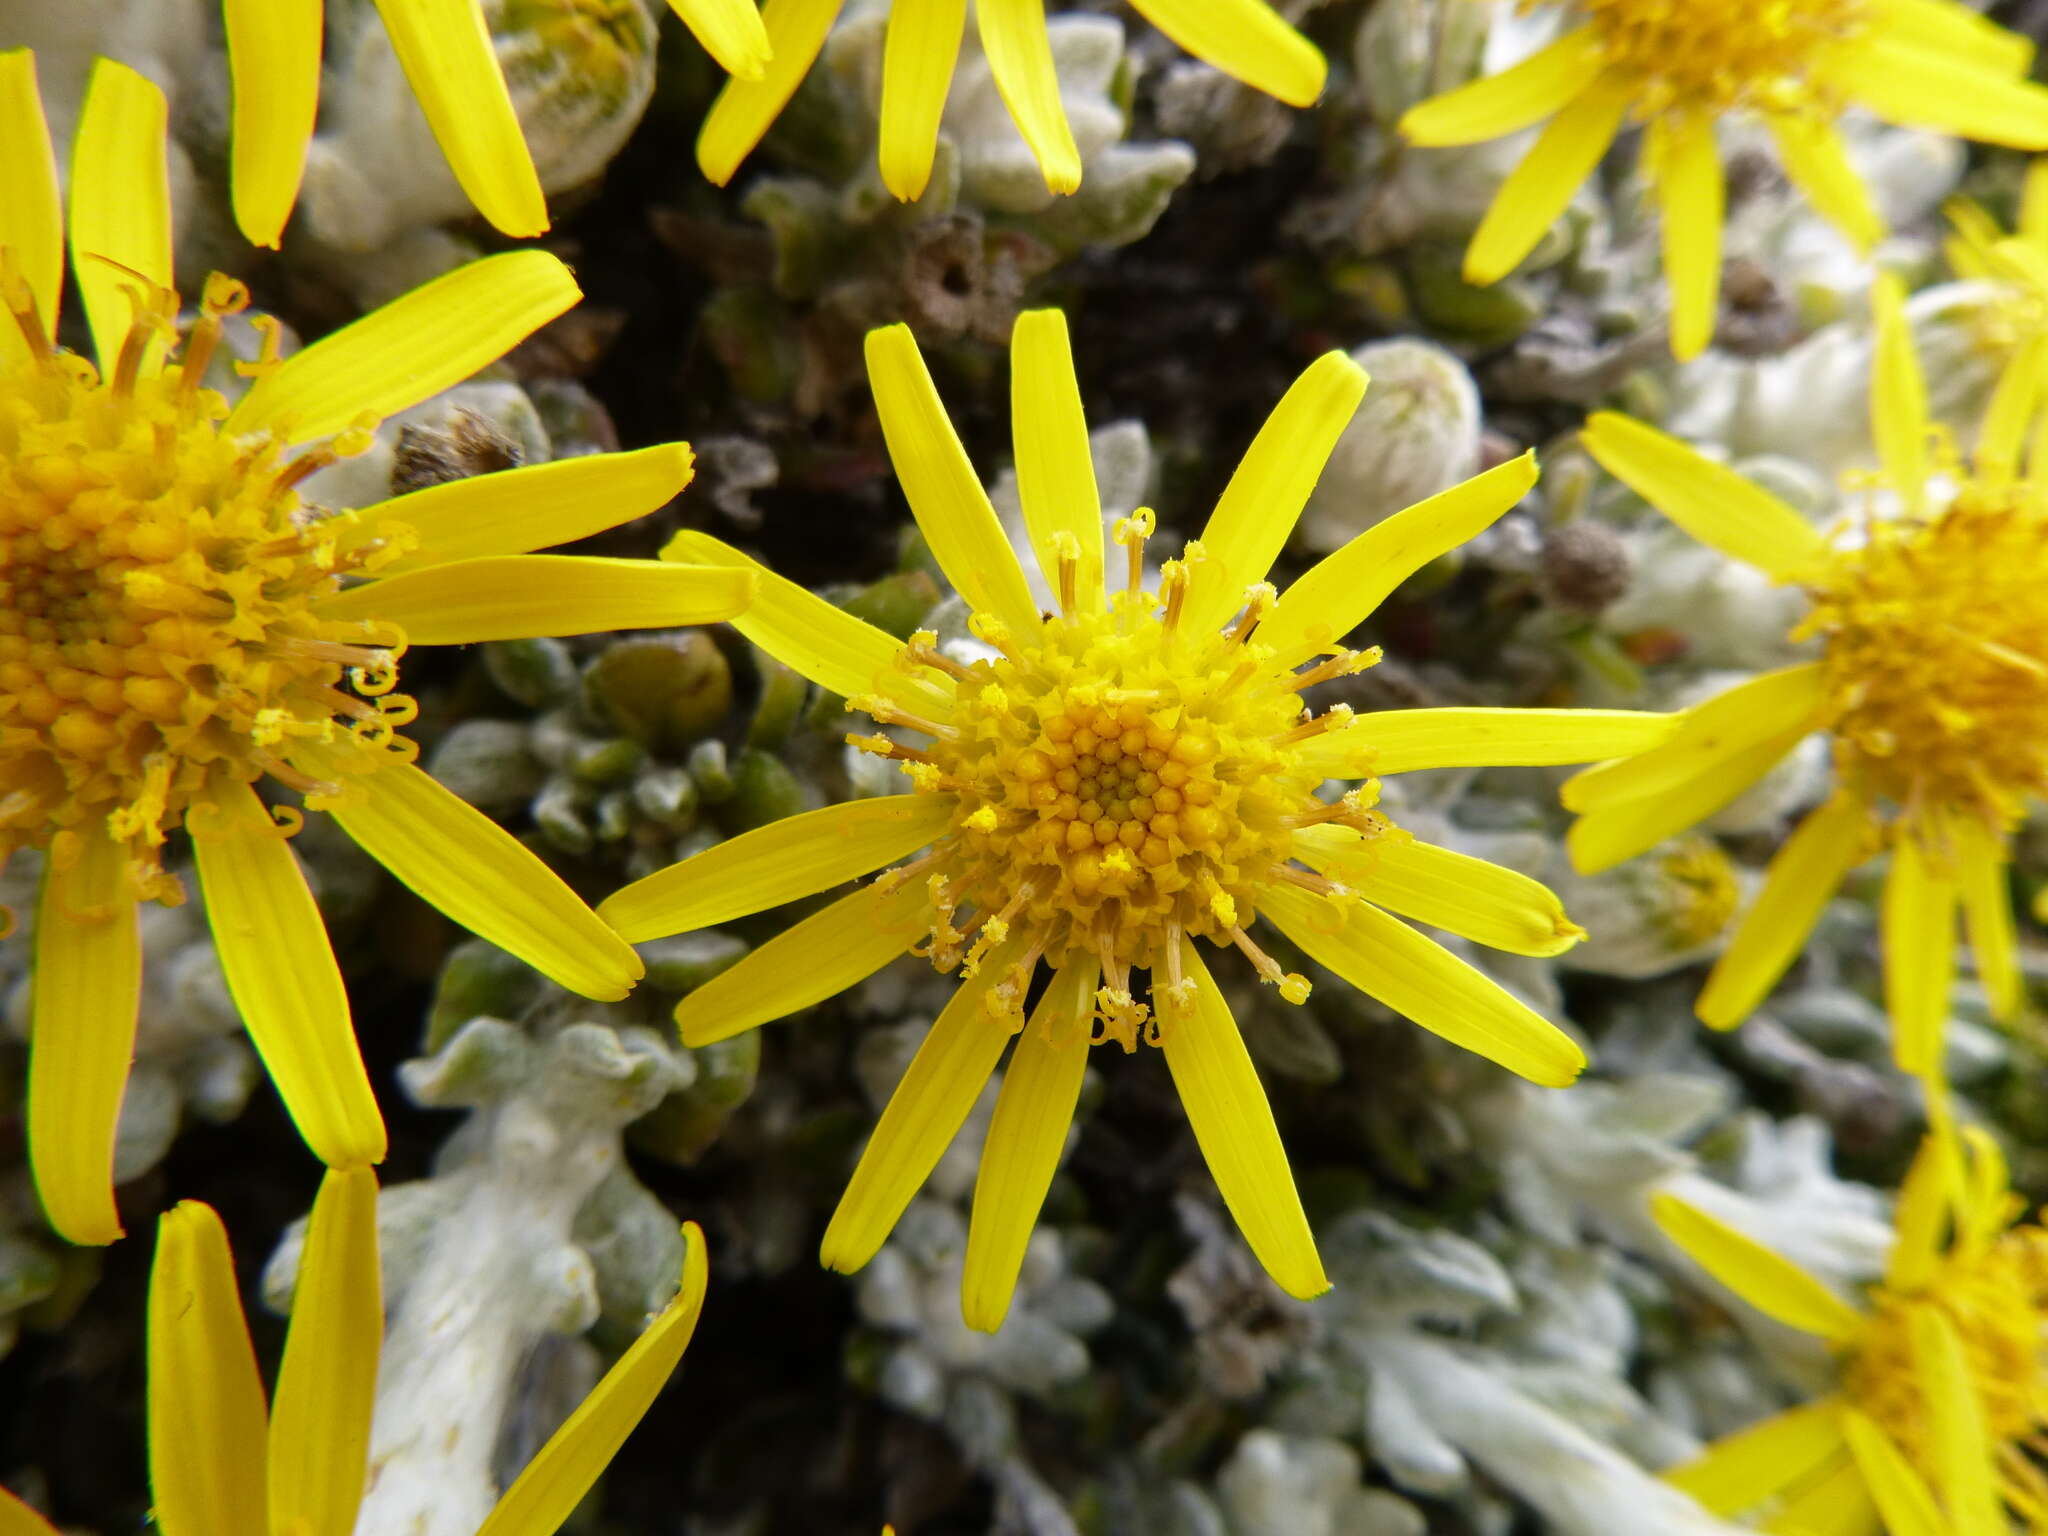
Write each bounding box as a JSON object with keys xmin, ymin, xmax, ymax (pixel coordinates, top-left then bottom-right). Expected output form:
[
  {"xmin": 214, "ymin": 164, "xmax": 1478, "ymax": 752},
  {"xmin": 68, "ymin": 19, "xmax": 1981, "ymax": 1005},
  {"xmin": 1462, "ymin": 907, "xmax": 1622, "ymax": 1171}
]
[
  {"xmin": 1580, "ymin": 412, "xmax": 1829, "ymax": 580},
  {"xmin": 1664, "ymin": 1398, "xmax": 1847, "ymax": 1515},
  {"xmin": 661, "ymin": 530, "xmax": 954, "ymax": 715},
  {"xmin": 372, "ymin": 0, "xmax": 547, "ymax": 237},
  {"xmin": 1465, "ymin": 73, "xmax": 1633, "ymax": 286},
  {"xmin": 1838, "ymin": 34, "xmax": 2048, "ymax": 148},
  {"xmin": 270, "ymin": 1167, "xmax": 380, "ymax": 1536},
  {"xmin": 1911, "ymin": 1307, "xmax": 2001, "ymax": 1530},
  {"xmin": 1976, "ymin": 331, "xmax": 2048, "ymax": 485},
  {"xmin": 821, "ymin": 938, "xmax": 1027, "ymax": 1274},
  {"xmin": 1126, "ymin": 0, "xmax": 1326, "ymax": 107},
  {"xmin": 1876, "ymin": 0, "xmax": 2034, "ymax": 74},
  {"xmin": 670, "ymin": 0, "xmax": 773, "ymax": 79},
  {"xmin": 317, "ymin": 556, "xmax": 752, "ymax": 643},
  {"xmin": 1293, "ymin": 823, "xmax": 1583, "ymax": 958},
  {"xmin": 1956, "ymin": 1123, "xmax": 2015, "ymax": 1252},
  {"xmin": 1885, "ymin": 833, "xmax": 1958, "ymax": 1078},
  {"xmin": 1649, "ymin": 113, "xmax": 1723, "ymax": 362},
  {"xmin": 0, "ymin": 1488, "xmax": 58, "ymax": 1536},
  {"xmin": 225, "ymin": 0, "xmax": 322, "ymax": 248},
  {"xmin": 697, "ymin": 0, "xmax": 844, "ymax": 186},
  {"xmin": 1764, "ymin": 1451, "xmax": 1876, "ymax": 1536},
  {"xmin": 601, "ymin": 795, "xmax": 951, "ymax": 940},
  {"xmin": 229, "ymin": 250, "xmax": 580, "ymax": 443},
  {"xmin": 978, "ymin": 0, "xmax": 1081, "ymax": 194},
  {"xmin": 1296, "ymin": 706, "xmax": 1680, "ymax": 781},
  {"xmin": 346, "ymin": 443, "xmax": 695, "ymax": 575},
  {"xmin": 1011, "ymin": 309, "xmax": 1105, "ymax": 613},
  {"xmin": 1955, "ymin": 817, "xmax": 2019, "ymax": 1022},
  {"xmin": 70, "ymin": 57, "xmax": 171, "ymax": 372},
  {"xmin": 1159, "ymin": 941, "xmax": 1327, "ymax": 1297},
  {"xmin": 322, "ymin": 758, "xmax": 643, "ymax": 1000},
  {"xmin": 1870, "ymin": 272, "xmax": 1930, "ymax": 516},
  {"xmin": 148, "ymin": 1202, "xmax": 270, "ymax": 1536},
  {"xmin": 28, "ymin": 827, "xmax": 141, "ymax": 1245},
  {"xmin": 866, "ymin": 324, "xmax": 1039, "ymax": 636},
  {"xmin": 0, "ymin": 49, "xmax": 63, "ymax": 364},
  {"xmin": 962, "ymin": 960, "xmax": 1095, "ymax": 1333},
  {"xmin": 1262, "ymin": 452, "xmax": 1539, "ymax": 670},
  {"xmin": 1697, "ymin": 793, "xmax": 1869, "ymax": 1030},
  {"xmin": 1560, "ymin": 666, "xmax": 1826, "ymax": 813},
  {"xmin": 1184, "ymin": 351, "xmax": 1370, "ymax": 634},
  {"xmin": 1840, "ymin": 1410, "xmax": 1944, "ymax": 1536},
  {"xmin": 2023, "ymin": 155, "xmax": 2048, "ymax": 245},
  {"xmin": 1650, "ymin": 1191, "xmax": 1865, "ymax": 1341},
  {"xmin": 1263, "ymin": 884, "xmax": 1585, "ymax": 1086},
  {"xmin": 674, "ymin": 878, "xmax": 932, "ymax": 1046},
  {"xmin": 879, "ymin": 0, "xmax": 966, "ymax": 202},
  {"xmin": 1769, "ymin": 113, "xmax": 1883, "ymax": 252},
  {"xmin": 475, "ymin": 1223, "xmax": 709, "ymax": 1536},
  {"xmin": 1566, "ymin": 731, "xmax": 1806, "ymax": 874},
  {"xmin": 1398, "ymin": 28, "xmax": 1605, "ymax": 146},
  {"xmin": 193, "ymin": 781, "xmax": 385, "ymax": 1168}
]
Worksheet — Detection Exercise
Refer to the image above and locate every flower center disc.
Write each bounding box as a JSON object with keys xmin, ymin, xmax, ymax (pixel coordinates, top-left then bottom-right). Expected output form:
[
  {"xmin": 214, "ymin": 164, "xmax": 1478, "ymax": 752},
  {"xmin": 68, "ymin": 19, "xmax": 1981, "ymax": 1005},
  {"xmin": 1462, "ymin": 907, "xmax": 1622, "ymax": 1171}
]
[{"xmin": 1579, "ymin": 0, "xmax": 1867, "ymax": 115}]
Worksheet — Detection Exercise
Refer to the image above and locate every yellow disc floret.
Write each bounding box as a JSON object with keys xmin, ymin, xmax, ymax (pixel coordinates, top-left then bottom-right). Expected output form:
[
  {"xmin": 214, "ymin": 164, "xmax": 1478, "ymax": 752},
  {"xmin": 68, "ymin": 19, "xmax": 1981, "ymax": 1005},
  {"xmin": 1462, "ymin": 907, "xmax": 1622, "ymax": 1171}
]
[
  {"xmin": 1576, "ymin": 0, "xmax": 1868, "ymax": 117},
  {"xmin": 0, "ymin": 271, "xmax": 414, "ymax": 902}
]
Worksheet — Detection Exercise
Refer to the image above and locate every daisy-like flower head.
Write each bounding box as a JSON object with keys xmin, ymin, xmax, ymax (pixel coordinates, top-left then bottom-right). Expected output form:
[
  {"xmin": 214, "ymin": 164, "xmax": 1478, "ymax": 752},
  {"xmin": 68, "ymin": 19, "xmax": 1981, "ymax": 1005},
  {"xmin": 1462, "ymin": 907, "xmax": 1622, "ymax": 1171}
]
[
  {"xmin": 221, "ymin": 0, "xmax": 773, "ymax": 247},
  {"xmin": 1397, "ymin": 0, "xmax": 2048, "ymax": 360},
  {"xmin": 0, "ymin": 51, "xmax": 754, "ymax": 1247},
  {"xmin": 1654, "ymin": 1121, "xmax": 2048, "ymax": 1533},
  {"xmin": 696, "ymin": 0, "xmax": 1327, "ymax": 202},
  {"xmin": 601, "ymin": 309, "xmax": 1684, "ymax": 1330},
  {"xmin": 1564, "ymin": 275, "xmax": 2048, "ymax": 1074},
  {"xmin": 0, "ymin": 1167, "xmax": 709, "ymax": 1536}
]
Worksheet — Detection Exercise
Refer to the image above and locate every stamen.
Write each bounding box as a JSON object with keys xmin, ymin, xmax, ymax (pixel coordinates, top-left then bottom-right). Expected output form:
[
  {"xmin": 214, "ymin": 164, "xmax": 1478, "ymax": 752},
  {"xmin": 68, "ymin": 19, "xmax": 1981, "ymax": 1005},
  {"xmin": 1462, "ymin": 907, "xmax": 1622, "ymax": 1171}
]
[{"xmin": 1112, "ymin": 507, "xmax": 1156, "ymax": 593}]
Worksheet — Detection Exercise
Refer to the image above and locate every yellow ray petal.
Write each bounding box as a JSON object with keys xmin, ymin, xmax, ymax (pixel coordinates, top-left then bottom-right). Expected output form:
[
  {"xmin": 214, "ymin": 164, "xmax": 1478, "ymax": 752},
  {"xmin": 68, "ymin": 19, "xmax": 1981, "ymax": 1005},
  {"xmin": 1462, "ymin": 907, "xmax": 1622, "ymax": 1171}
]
[
  {"xmin": 1697, "ymin": 792, "xmax": 1870, "ymax": 1030},
  {"xmin": 1884, "ymin": 1130, "xmax": 1952, "ymax": 1294},
  {"xmin": 1398, "ymin": 28, "xmax": 1605, "ymax": 146},
  {"xmin": 1126, "ymin": 0, "xmax": 1327, "ymax": 107},
  {"xmin": 0, "ymin": 1487, "xmax": 59, "ymax": 1536},
  {"xmin": 674, "ymin": 878, "xmax": 932, "ymax": 1046},
  {"xmin": 0, "ymin": 49, "xmax": 64, "ymax": 364},
  {"xmin": 1184, "ymin": 351, "xmax": 1370, "ymax": 635},
  {"xmin": 148, "ymin": 1202, "xmax": 270, "ymax": 1536},
  {"xmin": 27, "ymin": 827, "xmax": 141, "ymax": 1245},
  {"xmin": 316, "ymin": 555, "xmax": 752, "ymax": 643},
  {"xmin": 1837, "ymin": 35, "xmax": 2048, "ymax": 148},
  {"xmin": 661, "ymin": 529, "xmax": 952, "ymax": 714},
  {"xmin": 345, "ymin": 443, "xmax": 696, "ymax": 575},
  {"xmin": 228, "ymin": 250, "xmax": 581, "ymax": 444},
  {"xmin": 879, "ymin": 0, "xmax": 966, "ymax": 202},
  {"xmin": 1580, "ymin": 412, "xmax": 1830, "ymax": 580},
  {"xmin": 270, "ymin": 1167, "xmax": 380, "ymax": 1536},
  {"xmin": 1262, "ymin": 452, "xmax": 1539, "ymax": 670},
  {"xmin": 1263, "ymin": 884, "xmax": 1585, "ymax": 1086},
  {"xmin": 1956, "ymin": 1124, "xmax": 2017, "ymax": 1252},
  {"xmin": 1839, "ymin": 1410, "xmax": 1945, "ymax": 1536},
  {"xmin": 697, "ymin": 0, "xmax": 845, "ymax": 186},
  {"xmin": 1870, "ymin": 272, "xmax": 1930, "ymax": 516},
  {"xmin": 978, "ymin": 0, "xmax": 1081, "ymax": 194},
  {"xmin": 192, "ymin": 780, "xmax": 385, "ymax": 1168},
  {"xmin": 1293, "ymin": 823, "xmax": 1583, "ymax": 958},
  {"xmin": 2022, "ymin": 156, "xmax": 2048, "ymax": 245},
  {"xmin": 322, "ymin": 758, "xmax": 643, "ymax": 1001},
  {"xmin": 1664, "ymin": 1398, "xmax": 1847, "ymax": 1516},
  {"xmin": 475, "ymin": 1223, "xmax": 709, "ymax": 1536},
  {"xmin": 669, "ymin": 0, "xmax": 774, "ymax": 79},
  {"xmin": 1884, "ymin": 833, "xmax": 1958, "ymax": 1078},
  {"xmin": 371, "ymin": 0, "xmax": 547, "ymax": 238},
  {"xmin": 1976, "ymin": 331, "xmax": 2048, "ymax": 485},
  {"xmin": 1875, "ymin": 0, "xmax": 2033, "ymax": 75},
  {"xmin": 1011, "ymin": 309, "xmax": 1105, "ymax": 613},
  {"xmin": 1560, "ymin": 665, "xmax": 1825, "ymax": 813},
  {"xmin": 1566, "ymin": 730, "xmax": 1808, "ymax": 874},
  {"xmin": 1465, "ymin": 73, "xmax": 1634, "ymax": 286},
  {"xmin": 1648, "ymin": 113, "xmax": 1724, "ymax": 362},
  {"xmin": 1649, "ymin": 1191, "xmax": 1866, "ymax": 1341},
  {"xmin": 1954, "ymin": 817, "xmax": 2019, "ymax": 1022},
  {"xmin": 70, "ymin": 57, "xmax": 171, "ymax": 372},
  {"xmin": 1296, "ymin": 706, "xmax": 1680, "ymax": 781},
  {"xmin": 1910, "ymin": 1307, "xmax": 2001, "ymax": 1531},
  {"xmin": 600, "ymin": 795, "xmax": 952, "ymax": 941},
  {"xmin": 820, "ymin": 937, "xmax": 1028, "ymax": 1275},
  {"xmin": 1160, "ymin": 940, "xmax": 1327, "ymax": 1297},
  {"xmin": 1762, "ymin": 1451, "xmax": 1877, "ymax": 1536},
  {"xmin": 224, "ymin": 0, "xmax": 322, "ymax": 248},
  {"xmin": 962, "ymin": 960, "xmax": 1095, "ymax": 1333},
  {"xmin": 865, "ymin": 324, "xmax": 1039, "ymax": 636},
  {"xmin": 1769, "ymin": 114, "xmax": 1883, "ymax": 252}
]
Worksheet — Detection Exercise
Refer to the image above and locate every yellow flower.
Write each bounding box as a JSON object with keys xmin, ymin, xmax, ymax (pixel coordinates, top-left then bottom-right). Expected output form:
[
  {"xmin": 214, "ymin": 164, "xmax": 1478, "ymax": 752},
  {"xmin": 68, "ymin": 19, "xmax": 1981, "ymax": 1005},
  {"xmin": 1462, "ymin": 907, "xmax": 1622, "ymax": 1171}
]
[
  {"xmin": 696, "ymin": 0, "xmax": 1327, "ymax": 202},
  {"xmin": 601, "ymin": 309, "xmax": 1681, "ymax": 1331},
  {"xmin": 1563, "ymin": 275, "xmax": 2047, "ymax": 1074},
  {"xmin": 1945, "ymin": 161, "xmax": 2048, "ymax": 437},
  {"xmin": 1653, "ymin": 1122, "xmax": 2048, "ymax": 1533},
  {"xmin": 0, "ymin": 51, "xmax": 754, "ymax": 1246},
  {"xmin": 1398, "ymin": 0, "xmax": 2048, "ymax": 361},
  {"xmin": 220, "ymin": 0, "xmax": 774, "ymax": 248},
  {"xmin": 0, "ymin": 1167, "xmax": 709, "ymax": 1536}
]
